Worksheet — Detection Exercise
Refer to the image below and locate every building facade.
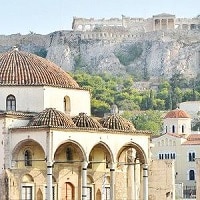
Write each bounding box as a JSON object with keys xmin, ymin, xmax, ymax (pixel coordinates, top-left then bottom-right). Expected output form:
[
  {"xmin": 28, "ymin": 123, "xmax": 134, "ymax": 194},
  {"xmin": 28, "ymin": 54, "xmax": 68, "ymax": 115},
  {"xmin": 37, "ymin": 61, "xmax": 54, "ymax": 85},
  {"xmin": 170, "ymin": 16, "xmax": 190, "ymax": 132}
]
[
  {"xmin": 0, "ymin": 48, "xmax": 152, "ymax": 200},
  {"xmin": 152, "ymin": 108, "xmax": 200, "ymax": 198}
]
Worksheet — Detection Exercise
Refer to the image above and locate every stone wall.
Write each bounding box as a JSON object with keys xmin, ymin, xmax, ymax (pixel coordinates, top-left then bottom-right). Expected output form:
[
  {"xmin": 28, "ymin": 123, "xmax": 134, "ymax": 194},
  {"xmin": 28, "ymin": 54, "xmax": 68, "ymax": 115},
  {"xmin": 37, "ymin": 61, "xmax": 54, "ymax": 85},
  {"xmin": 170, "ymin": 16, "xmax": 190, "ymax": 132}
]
[{"xmin": 148, "ymin": 159, "xmax": 175, "ymax": 200}]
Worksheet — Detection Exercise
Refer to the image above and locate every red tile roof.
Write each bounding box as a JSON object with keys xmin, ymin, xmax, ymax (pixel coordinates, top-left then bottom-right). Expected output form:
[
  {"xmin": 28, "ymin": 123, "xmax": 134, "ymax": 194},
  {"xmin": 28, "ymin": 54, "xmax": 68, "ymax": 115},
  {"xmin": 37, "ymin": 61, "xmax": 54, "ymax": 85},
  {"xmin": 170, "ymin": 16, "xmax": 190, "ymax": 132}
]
[
  {"xmin": 0, "ymin": 49, "xmax": 79, "ymax": 88},
  {"xmin": 182, "ymin": 134, "xmax": 200, "ymax": 145},
  {"xmin": 164, "ymin": 109, "xmax": 190, "ymax": 118}
]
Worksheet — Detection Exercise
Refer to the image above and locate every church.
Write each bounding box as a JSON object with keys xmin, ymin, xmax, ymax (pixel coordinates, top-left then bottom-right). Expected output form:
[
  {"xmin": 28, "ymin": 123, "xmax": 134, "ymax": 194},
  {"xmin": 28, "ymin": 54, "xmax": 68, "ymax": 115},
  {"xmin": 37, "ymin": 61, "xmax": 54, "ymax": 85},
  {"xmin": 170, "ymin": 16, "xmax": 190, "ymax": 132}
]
[
  {"xmin": 152, "ymin": 108, "xmax": 200, "ymax": 198},
  {"xmin": 0, "ymin": 48, "xmax": 151, "ymax": 200}
]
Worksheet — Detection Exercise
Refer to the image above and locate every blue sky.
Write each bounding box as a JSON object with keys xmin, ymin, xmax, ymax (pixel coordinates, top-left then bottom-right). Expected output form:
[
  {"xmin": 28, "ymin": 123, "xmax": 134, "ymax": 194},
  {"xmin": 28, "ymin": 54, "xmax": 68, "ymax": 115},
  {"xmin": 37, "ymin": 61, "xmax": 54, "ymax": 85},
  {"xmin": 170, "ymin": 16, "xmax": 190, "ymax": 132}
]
[{"xmin": 1, "ymin": 0, "xmax": 200, "ymax": 35}]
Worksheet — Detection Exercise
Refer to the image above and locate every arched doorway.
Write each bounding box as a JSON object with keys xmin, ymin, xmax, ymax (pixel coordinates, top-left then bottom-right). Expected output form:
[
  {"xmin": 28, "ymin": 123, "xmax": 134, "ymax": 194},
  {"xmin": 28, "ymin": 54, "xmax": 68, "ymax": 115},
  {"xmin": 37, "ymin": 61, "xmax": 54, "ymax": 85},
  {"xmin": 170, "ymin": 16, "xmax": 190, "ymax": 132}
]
[{"xmin": 61, "ymin": 182, "xmax": 75, "ymax": 200}]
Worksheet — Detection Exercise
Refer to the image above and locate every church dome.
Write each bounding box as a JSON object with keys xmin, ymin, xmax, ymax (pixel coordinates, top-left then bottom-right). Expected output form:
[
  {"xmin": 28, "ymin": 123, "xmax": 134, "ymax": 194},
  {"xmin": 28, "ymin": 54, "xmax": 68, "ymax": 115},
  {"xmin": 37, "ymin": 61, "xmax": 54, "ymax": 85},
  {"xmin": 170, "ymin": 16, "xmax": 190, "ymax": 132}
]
[
  {"xmin": 0, "ymin": 48, "xmax": 79, "ymax": 88},
  {"xmin": 100, "ymin": 114, "xmax": 135, "ymax": 131},
  {"xmin": 28, "ymin": 108, "xmax": 76, "ymax": 128},
  {"xmin": 165, "ymin": 108, "xmax": 190, "ymax": 118},
  {"xmin": 72, "ymin": 113, "xmax": 103, "ymax": 128}
]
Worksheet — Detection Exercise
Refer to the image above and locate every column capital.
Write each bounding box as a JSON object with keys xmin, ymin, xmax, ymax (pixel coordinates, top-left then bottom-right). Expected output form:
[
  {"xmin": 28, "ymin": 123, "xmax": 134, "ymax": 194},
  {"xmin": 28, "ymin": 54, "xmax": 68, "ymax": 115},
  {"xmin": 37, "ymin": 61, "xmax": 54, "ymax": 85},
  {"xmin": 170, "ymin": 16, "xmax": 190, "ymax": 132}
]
[{"xmin": 82, "ymin": 161, "xmax": 88, "ymax": 170}]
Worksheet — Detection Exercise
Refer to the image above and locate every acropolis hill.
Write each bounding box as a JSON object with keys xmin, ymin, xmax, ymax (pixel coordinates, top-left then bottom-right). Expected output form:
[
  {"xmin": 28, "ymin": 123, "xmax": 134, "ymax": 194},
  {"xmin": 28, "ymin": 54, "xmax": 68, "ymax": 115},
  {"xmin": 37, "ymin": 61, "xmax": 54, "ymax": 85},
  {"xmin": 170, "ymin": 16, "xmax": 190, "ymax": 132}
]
[{"xmin": 0, "ymin": 14, "xmax": 200, "ymax": 83}]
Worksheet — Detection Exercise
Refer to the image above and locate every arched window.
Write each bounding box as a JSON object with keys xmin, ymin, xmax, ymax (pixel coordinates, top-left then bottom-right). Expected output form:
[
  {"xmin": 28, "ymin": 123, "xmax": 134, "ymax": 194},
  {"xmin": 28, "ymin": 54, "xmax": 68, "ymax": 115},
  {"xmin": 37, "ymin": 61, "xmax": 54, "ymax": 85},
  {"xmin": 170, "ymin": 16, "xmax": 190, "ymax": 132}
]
[
  {"xmin": 64, "ymin": 96, "xmax": 71, "ymax": 115},
  {"xmin": 182, "ymin": 125, "xmax": 185, "ymax": 133},
  {"xmin": 21, "ymin": 174, "xmax": 34, "ymax": 200},
  {"xmin": 189, "ymin": 170, "xmax": 195, "ymax": 180},
  {"xmin": 172, "ymin": 125, "xmax": 175, "ymax": 133},
  {"xmin": 6, "ymin": 95, "xmax": 16, "ymax": 111},
  {"xmin": 66, "ymin": 147, "xmax": 73, "ymax": 161},
  {"xmin": 24, "ymin": 150, "xmax": 32, "ymax": 166}
]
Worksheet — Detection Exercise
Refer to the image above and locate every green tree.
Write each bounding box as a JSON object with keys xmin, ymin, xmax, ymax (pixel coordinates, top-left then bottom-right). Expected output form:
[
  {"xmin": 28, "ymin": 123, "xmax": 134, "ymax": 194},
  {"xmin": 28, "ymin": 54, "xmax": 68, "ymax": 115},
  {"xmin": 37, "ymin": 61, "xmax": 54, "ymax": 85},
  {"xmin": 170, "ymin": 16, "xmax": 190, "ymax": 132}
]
[{"xmin": 131, "ymin": 110, "xmax": 163, "ymax": 135}]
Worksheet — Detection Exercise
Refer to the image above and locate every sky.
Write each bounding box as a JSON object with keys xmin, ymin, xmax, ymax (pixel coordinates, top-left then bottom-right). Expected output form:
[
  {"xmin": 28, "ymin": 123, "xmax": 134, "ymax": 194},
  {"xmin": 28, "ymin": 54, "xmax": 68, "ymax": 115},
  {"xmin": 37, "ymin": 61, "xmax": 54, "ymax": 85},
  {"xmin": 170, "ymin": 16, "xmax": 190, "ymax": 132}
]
[{"xmin": 1, "ymin": 0, "xmax": 200, "ymax": 35}]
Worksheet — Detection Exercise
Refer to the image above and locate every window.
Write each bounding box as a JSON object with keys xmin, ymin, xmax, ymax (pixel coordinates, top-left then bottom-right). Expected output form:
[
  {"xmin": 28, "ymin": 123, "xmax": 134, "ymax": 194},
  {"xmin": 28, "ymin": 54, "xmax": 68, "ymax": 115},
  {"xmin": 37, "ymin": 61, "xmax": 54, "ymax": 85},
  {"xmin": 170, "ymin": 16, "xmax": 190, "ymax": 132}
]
[
  {"xmin": 6, "ymin": 95, "xmax": 16, "ymax": 111},
  {"xmin": 22, "ymin": 186, "xmax": 32, "ymax": 200},
  {"xmin": 105, "ymin": 187, "xmax": 110, "ymax": 200},
  {"xmin": 182, "ymin": 125, "xmax": 185, "ymax": 133},
  {"xmin": 189, "ymin": 152, "xmax": 195, "ymax": 162},
  {"xmin": 159, "ymin": 153, "xmax": 175, "ymax": 160},
  {"xmin": 189, "ymin": 170, "xmax": 195, "ymax": 180},
  {"xmin": 64, "ymin": 96, "xmax": 71, "ymax": 114},
  {"xmin": 24, "ymin": 150, "xmax": 32, "ymax": 166},
  {"xmin": 66, "ymin": 147, "xmax": 73, "ymax": 161},
  {"xmin": 172, "ymin": 125, "xmax": 175, "ymax": 133}
]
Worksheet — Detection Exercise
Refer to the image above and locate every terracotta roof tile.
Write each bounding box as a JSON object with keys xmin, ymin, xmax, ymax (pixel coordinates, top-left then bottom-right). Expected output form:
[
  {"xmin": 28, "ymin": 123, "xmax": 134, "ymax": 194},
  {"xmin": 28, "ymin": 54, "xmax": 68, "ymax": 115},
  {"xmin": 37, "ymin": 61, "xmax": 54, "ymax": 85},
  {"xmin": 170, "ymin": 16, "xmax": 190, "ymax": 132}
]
[
  {"xmin": 72, "ymin": 113, "xmax": 103, "ymax": 128},
  {"xmin": 28, "ymin": 108, "xmax": 76, "ymax": 128},
  {"xmin": 164, "ymin": 109, "xmax": 190, "ymax": 118},
  {"xmin": 0, "ymin": 49, "xmax": 79, "ymax": 88},
  {"xmin": 182, "ymin": 134, "xmax": 200, "ymax": 145},
  {"xmin": 100, "ymin": 114, "xmax": 135, "ymax": 131}
]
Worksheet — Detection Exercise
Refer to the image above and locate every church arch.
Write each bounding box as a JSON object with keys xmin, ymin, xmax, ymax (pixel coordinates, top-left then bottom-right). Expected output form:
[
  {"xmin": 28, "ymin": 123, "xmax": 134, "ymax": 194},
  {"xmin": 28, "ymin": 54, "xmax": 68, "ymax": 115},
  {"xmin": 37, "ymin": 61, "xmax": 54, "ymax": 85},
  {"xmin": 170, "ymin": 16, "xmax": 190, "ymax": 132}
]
[
  {"xmin": 54, "ymin": 140, "xmax": 86, "ymax": 163},
  {"xmin": 12, "ymin": 139, "xmax": 46, "ymax": 169},
  {"xmin": 88, "ymin": 142, "xmax": 114, "ymax": 170}
]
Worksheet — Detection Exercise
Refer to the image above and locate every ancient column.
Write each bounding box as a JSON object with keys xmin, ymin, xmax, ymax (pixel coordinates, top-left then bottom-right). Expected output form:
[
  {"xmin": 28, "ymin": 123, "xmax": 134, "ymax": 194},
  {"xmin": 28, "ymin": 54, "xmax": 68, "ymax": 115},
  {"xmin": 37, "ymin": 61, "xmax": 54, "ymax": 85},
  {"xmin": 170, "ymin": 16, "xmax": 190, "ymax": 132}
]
[
  {"xmin": 46, "ymin": 131, "xmax": 53, "ymax": 200},
  {"xmin": 135, "ymin": 159, "xmax": 141, "ymax": 200},
  {"xmin": 82, "ymin": 161, "xmax": 88, "ymax": 200},
  {"xmin": 143, "ymin": 164, "xmax": 148, "ymax": 200},
  {"xmin": 127, "ymin": 148, "xmax": 136, "ymax": 199},
  {"xmin": 110, "ymin": 162, "xmax": 115, "ymax": 200}
]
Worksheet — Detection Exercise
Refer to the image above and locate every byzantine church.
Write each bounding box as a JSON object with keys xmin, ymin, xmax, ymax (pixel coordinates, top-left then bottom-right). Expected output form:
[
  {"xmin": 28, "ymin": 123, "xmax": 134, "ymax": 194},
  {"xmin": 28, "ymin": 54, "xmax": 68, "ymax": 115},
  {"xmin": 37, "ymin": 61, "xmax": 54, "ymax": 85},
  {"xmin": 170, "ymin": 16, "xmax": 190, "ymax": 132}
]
[{"xmin": 0, "ymin": 48, "xmax": 151, "ymax": 200}]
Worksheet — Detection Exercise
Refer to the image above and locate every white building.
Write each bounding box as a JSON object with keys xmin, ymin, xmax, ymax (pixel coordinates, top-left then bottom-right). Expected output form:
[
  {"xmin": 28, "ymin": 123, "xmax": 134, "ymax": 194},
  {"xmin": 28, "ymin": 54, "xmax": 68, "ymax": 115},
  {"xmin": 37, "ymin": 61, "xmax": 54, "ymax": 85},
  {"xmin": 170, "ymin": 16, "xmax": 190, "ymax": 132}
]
[
  {"xmin": 152, "ymin": 108, "xmax": 200, "ymax": 198},
  {"xmin": 0, "ymin": 48, "xmax": 152, "ymax": 200}
]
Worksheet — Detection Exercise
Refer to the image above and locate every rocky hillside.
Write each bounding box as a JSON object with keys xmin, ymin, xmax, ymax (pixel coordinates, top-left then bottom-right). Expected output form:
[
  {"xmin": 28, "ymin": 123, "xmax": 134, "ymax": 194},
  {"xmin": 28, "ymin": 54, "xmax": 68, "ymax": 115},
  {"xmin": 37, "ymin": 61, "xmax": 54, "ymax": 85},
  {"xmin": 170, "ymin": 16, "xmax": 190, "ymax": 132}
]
[{"xmin": 0, "ymin": 29, "xmax": 200, "ymax": 82}]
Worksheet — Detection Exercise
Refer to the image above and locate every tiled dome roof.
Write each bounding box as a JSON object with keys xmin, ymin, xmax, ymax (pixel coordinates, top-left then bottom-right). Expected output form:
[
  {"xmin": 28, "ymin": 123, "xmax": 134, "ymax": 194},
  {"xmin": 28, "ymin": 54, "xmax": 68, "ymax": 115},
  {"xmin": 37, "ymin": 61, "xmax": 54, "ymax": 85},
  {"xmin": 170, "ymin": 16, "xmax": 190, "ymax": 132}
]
[
  {"xmin": 28, "ymin": 108, "xmax": 76, "ymax": 128},
  {"xmin": 0, "ymin": 48, "xmax": 79, "ymax": 88},
  {"xmin": 100, "ymin": 114, "xmax": 135, "ymax": 131},
  {"xmin": 165, "ymin": 108, "xmax": 190, "ymax": 118},
  {"xmin": 72, "ymin": 113, "xmax": 103, "ymax": 128}
]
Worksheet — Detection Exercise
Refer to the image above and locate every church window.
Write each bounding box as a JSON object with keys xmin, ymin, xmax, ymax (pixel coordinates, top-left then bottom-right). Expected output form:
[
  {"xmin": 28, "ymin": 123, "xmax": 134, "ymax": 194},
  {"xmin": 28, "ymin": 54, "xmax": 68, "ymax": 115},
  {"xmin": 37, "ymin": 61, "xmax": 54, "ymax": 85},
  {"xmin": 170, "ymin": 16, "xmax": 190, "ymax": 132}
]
[
  {"xmin": 172, "ymin": 125, "xmax": 175, "ymax": 133},
  {"xmin": 22, "ymin": 186, "xmax": 33, "ymax": 200},
  {"xmin": 66, "ymin": 147, "xmax": 73, "ymax": 161},
  {"xmin": 64, "ymin": 96, "xmax": 71, "ymax": 115},
  {"xmin": 182, "ymin": 125, "xmax": 185, "ymax": 133},
  {"xmin": 24, "ymin": 150, "xmax": 32, "ymax": 166},
  {"xmin": 21, "ymin": 174, "xmax": 34, "ymax": 200},
  {"xmin": 6, "ymin": 94, "xmax": 16, "ymax": 111},
  {"xmin": 189, "ymin": 170, "xmax": 195, "ymax": 180},
  {"xmin": 105, "ymin": 187, "xmax": 111, "ymax": 200},
  {"xmin": 189, "ymin": 152, "xmax": 195, "ymax": 162}
]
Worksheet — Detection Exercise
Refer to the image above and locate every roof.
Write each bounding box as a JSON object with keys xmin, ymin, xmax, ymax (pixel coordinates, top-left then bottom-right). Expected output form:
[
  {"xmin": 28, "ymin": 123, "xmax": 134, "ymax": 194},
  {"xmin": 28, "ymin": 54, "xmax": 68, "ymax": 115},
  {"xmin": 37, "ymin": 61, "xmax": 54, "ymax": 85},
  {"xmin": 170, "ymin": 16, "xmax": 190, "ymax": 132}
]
[
  {"xmin": 164, "ymin": 109, "xmax": 190, "ymax": 118},
  {"xmin": 100, "ymin": 114, "xmax": 135, "ymax": 131},
  {"xmin": 0, "ymin": 48, "xmax": 79, "ymax": 88},
  {"xmin": 182, "ymin": 134, "xmax": 200, "ymax": 145},
  {"xmin": 72, "ymin": 113, "xmax": 103, "ymax": 128},
  {"xmin": 27, "ymin": 108, "xmax": 76, "ymax": 128}
]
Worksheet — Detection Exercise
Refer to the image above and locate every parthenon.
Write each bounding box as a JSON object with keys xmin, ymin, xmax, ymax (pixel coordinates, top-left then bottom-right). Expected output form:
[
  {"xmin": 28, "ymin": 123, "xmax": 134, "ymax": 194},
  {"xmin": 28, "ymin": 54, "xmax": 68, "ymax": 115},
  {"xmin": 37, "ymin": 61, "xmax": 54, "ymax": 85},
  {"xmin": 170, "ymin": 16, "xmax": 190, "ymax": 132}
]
[{"xmin": 72, "ymin": 13, "xmax": 200, "ymax": 32}]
